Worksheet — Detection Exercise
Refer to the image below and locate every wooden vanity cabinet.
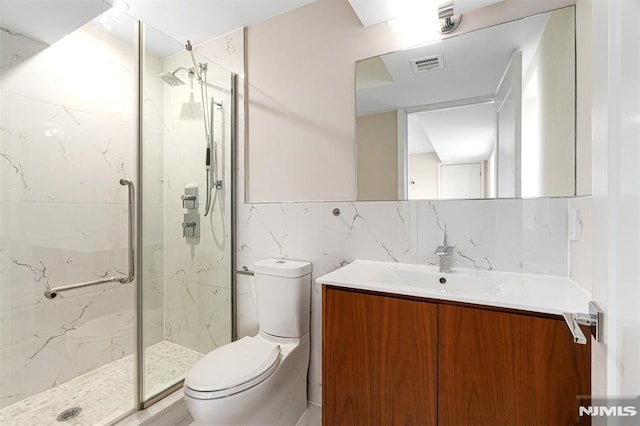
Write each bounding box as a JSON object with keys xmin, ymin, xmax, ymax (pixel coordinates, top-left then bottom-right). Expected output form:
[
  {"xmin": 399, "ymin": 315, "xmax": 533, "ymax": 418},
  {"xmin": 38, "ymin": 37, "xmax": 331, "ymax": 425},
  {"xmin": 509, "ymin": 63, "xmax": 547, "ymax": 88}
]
[
  {"xmin": 322, "ymin": 286, "xmax": 438, "ymax": 425},
  {"xmin": 438, "ymin": 304, "xmax": 591, "ymax": 425},
  {"xmin": 323, "ymin": 286, "xmax": 591, "ymax": 426}
]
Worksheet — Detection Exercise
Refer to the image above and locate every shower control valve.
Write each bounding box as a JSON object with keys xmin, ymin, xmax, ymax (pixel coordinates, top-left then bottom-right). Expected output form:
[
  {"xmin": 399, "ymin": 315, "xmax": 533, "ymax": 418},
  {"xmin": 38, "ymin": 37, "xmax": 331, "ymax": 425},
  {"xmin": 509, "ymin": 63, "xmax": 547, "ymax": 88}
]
[
  {"xmin": 182, "ymin": 186, "xmax": 199, "ymax": 209},
  {"xmin": 182, "ymin": 213, "xmax": 200, "ymax": 238},
  {"xmin": 181, "ymin": 194, "xmax": 196, "ymax": 208}
]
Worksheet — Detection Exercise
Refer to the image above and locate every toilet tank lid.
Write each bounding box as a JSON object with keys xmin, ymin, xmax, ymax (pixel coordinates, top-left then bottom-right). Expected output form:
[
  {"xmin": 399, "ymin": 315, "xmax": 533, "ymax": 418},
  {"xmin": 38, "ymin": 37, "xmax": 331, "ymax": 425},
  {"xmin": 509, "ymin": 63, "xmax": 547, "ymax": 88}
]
[{"xmin": 254, "ymin": 259, "xmax": 312, "ymax": 278}]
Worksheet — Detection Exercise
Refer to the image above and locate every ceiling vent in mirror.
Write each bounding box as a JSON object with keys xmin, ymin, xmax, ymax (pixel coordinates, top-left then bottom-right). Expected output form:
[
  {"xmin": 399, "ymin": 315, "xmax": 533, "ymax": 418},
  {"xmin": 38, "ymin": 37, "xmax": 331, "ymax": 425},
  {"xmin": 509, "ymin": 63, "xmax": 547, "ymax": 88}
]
[{"xmin": 410, "ymin": 54, "xmax": 444, "ymax": 73}]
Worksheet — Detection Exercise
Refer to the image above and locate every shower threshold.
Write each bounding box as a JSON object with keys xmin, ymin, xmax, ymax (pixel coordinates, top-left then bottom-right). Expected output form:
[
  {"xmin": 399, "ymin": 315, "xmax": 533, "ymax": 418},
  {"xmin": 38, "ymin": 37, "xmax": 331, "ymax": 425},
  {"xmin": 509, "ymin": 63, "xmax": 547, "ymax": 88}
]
[{"xmin": 0, "ymin": 341, "xmax": 202, "ymax": 426}]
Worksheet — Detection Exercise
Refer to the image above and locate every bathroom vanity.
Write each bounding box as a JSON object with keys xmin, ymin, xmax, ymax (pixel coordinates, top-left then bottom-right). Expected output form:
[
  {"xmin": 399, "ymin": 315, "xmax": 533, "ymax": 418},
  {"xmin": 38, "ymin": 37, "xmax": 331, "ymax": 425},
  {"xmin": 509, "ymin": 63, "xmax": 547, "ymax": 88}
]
[{"xmin": 319, "ymin": 260, "xmax": 591, "ymax": 425}]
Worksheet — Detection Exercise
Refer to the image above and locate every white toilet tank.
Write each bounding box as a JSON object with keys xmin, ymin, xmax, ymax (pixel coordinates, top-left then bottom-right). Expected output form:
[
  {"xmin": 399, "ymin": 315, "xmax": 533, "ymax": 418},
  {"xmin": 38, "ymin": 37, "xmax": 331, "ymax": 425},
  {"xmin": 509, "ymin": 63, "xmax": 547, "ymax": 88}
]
[{"xmin": 254, "ymin": 259, "xmax": 312, "ymax": 338}]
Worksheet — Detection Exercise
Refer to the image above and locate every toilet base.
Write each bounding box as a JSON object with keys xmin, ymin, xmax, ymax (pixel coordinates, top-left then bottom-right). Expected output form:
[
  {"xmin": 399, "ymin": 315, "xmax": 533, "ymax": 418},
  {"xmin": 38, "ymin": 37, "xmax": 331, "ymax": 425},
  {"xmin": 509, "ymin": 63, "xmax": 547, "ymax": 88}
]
[{"xmin": 184, "ymin": 333, "xmax": 309, "ymax": 426}]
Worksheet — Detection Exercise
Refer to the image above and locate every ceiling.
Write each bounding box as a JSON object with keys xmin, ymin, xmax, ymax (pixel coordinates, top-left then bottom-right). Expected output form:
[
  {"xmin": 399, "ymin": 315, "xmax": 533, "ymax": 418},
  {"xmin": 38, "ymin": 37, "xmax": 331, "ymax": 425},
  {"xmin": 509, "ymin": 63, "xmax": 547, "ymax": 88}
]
[
  {"xmin": 347, "ymin": 0, "xmax": 504, "ymax": 28},
  {"xmin": 410, "ymin": 101, "xmax": 496, "ymax": 164},
  {"xmin": 0, "ymin": 0, "xmax": 111, "ymax": 45},
  {"xmin": 0, "ymin": 0, "xmax": 316, "ymax": 55},
  {"xmin": 390, "ymin": 9, "xmax": 562, "ymax": 166},
  {"xmin": 356, "ymin": 10, "xmax": 550, "ymax": 116},
  {"xmin": 121, "ymin": 0, "xmax": 317, "ymax": 49}
]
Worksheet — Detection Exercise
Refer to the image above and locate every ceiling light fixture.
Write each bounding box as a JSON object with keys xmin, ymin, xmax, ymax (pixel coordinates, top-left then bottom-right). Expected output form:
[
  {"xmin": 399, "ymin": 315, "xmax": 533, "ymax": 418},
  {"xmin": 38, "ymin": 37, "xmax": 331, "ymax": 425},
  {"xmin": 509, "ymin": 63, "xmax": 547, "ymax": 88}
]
[
  {"xmin": 438, "ymin": 1, "xmax": 462, "ymax": 33},
  {"xmin": 387, "ymin": 0, "xmax": 440, "ymax": 45},
  {"xmin": 112, "ymin": 0, "xmax": 130, "ymax": 12}
]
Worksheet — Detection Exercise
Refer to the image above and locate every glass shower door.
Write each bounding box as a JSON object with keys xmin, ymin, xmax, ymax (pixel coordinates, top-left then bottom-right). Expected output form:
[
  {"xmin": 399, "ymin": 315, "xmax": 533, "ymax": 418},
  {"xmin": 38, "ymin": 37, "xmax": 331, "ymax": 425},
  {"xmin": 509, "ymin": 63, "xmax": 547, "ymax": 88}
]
[
  {"xmin": 140, "ymin": 24, "xmax": 234, "ymax": 404},
  {"xmin": 0, "ymin": 8, "xmax": 138, "ymax": 425}
]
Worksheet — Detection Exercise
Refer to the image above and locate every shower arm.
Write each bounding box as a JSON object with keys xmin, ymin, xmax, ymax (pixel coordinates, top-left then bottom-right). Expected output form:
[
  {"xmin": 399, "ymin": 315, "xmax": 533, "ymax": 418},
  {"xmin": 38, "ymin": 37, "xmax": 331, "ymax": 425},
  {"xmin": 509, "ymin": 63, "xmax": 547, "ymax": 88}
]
[
  {"xmin": 185, "ymin": 40, "xmax": 202, "ymax": 82},
  {"xmin": 44, "ymin": 179, "xmax": 135, "ymax": 300}
]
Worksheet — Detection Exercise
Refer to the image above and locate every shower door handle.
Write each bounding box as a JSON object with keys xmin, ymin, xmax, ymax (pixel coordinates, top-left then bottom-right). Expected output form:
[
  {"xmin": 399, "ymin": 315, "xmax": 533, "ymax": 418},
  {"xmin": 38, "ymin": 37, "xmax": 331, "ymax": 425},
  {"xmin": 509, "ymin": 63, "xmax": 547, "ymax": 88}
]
[
  {"xmin": 44, "ymin": 179, "xmax": 135, "ymax": 299},
  {"xmin": 119, "ymin": 178, "xmax": 135, "ymax": 284}
]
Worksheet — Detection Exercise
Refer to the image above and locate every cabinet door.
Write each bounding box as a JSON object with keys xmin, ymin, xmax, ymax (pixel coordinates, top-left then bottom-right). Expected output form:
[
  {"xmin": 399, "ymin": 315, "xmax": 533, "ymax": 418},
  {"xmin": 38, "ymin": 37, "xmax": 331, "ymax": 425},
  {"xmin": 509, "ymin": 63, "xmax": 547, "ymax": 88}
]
[
  {"xmin": 323, "ymin": 287, "xmax": 438, "ymax": 426},
  {"xmin": 438, "ymin": 304, "xmax": 591, "ymax": 426}
]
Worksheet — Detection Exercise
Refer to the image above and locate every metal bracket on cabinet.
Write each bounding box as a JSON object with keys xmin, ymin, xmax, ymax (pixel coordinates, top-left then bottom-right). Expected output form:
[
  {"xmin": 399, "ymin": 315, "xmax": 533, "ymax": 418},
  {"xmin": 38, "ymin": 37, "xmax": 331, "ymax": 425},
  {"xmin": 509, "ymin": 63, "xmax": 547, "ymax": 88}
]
[{"xmin": 562, "ymin": 301, "xmax": 603, "ymax": 344}]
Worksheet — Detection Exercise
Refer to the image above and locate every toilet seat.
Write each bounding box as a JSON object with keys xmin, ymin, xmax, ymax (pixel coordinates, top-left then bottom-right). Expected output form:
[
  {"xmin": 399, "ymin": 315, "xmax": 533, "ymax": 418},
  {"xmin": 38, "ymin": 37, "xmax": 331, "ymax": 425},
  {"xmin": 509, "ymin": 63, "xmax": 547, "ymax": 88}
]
[{"xmin": 184, "ymin": 336, "xmax": 281, "ymax": 400}]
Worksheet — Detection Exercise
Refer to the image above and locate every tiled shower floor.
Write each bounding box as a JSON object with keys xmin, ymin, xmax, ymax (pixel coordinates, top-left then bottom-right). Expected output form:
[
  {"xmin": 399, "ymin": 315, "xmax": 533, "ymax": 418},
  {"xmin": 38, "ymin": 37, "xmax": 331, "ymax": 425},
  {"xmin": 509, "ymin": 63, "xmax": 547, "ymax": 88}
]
[{"xmin": 0, "ymin": 341, "xmax": 203, "ymax": 426}]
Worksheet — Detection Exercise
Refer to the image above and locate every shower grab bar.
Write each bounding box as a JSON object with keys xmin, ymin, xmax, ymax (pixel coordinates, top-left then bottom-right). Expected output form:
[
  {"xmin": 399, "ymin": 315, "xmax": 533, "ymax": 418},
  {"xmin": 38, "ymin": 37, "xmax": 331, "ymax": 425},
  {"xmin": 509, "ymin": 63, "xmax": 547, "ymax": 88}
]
[{"xmin": 44, "ymin": 179, "xmax": 135, "ymax": 300}]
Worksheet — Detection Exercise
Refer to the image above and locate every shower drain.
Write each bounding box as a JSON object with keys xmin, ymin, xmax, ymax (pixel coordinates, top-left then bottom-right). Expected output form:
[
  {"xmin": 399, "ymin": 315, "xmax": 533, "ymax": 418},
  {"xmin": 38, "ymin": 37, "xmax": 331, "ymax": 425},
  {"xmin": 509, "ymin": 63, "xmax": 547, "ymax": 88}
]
[{"xmin": 56, "ymin": 407, "xmax": 82, "ymax": 422}]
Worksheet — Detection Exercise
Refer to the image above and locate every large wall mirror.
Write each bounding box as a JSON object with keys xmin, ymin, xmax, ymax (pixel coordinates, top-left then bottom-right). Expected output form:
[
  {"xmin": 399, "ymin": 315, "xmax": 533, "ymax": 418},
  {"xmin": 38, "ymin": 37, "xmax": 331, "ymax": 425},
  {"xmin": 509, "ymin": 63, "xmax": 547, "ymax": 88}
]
[{"xmin": 356, "ymin": 6, "xmax": 576, "ymax": 201}]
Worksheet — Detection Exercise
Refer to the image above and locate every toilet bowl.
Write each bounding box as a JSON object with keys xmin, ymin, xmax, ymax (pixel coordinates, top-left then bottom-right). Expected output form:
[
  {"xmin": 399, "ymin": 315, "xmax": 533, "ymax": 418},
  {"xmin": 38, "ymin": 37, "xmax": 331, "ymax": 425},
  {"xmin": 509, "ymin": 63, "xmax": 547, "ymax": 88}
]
[{"xmin": 184, "ymin": 259, "xmax": 312, "ymax": 426}]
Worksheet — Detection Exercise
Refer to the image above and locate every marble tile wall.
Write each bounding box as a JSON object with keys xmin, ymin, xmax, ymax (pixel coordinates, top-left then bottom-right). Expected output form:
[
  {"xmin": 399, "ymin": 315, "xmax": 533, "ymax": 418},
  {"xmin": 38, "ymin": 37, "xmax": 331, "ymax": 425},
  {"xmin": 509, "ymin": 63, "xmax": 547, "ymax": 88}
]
[
  {"xmin": 568, "ymin": 196, "xmax": 593, "ymax": 294},
  {"xmin": 161, "ymin": 50, "xmax": 234, "ymax": 354},
  {"xmin": 0, "ymin": 12, "xmax": 143, "ymax": 408},
  {"xmin": 236, "ymin": 197, "xmax": 570, "ymax": 404},
  {"xmin": 141, "ymin": 43, "xmax": 167, "ymax": 350}
]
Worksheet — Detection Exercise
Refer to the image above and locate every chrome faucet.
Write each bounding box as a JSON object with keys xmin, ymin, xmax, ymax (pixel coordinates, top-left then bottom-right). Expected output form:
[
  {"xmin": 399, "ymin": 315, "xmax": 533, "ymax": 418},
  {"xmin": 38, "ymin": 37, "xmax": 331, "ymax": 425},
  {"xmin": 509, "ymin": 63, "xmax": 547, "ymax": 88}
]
[{"xmin": 434, "ymin": 225, "xmax": 453, "ymax": 273}]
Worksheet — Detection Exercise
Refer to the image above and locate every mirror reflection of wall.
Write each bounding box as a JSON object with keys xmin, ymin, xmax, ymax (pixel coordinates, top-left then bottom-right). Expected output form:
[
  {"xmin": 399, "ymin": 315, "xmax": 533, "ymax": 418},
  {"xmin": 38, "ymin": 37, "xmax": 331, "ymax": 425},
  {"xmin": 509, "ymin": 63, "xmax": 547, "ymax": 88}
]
[
  {"xmin": 355, "ymin": 6, "xmax": 576, "ymax": 201},
  {"xmin": 406, "ymin": 101, "xmax": 495, "ymax": 200}
]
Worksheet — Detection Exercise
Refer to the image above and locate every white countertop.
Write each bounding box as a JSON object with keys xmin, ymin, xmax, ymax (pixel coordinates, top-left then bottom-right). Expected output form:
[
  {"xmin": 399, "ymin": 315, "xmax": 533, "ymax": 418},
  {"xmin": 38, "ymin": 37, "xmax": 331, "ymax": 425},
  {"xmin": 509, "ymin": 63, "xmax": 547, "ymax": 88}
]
[{"xmin": 316, "ymin": 260, "xmax": 591, "ymax": 316}]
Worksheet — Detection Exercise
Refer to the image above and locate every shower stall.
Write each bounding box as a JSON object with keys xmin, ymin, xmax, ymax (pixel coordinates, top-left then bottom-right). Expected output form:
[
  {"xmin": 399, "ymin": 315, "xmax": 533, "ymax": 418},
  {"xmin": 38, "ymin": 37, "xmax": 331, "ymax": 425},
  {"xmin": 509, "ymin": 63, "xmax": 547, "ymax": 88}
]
[{"xmin": 0, "ymin": 6, "xmax": 235, "ymax": 425}]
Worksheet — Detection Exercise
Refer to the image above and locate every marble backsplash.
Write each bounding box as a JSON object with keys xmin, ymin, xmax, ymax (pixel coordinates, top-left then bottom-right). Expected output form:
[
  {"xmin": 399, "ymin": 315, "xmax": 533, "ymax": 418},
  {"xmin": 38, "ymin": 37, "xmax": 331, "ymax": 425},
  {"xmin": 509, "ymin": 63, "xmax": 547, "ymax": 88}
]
[{"xmin": 236, "ymin": 197, "xmax": 570, "ymax": 404}]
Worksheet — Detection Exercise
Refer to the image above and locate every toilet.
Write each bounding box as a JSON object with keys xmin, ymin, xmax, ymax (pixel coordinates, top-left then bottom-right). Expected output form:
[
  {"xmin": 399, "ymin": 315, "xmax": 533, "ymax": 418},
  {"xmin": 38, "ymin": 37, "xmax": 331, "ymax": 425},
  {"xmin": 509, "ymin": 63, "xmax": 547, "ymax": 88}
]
[{"xmin": 184, "ymin": 258, "xmax": 312, "ymax": 426}]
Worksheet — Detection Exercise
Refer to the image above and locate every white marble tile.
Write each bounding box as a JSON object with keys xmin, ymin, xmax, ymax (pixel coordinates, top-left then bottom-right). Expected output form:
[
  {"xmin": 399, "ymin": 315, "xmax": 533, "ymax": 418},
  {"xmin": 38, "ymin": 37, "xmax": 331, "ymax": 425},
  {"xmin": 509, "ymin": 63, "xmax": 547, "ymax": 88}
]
[
  {"xmin": 236, "ymin": 274, "xmax": 259, "ymax": 338},
  {"xmin": 0, "ymin": 28, "xmax": 48, "ymax": 78},
  {"xmin": 413, "ymin": 198, "xmax": 569, "ymax": 275},
  {"xmin": 0, "ymin": 202, "xmax": 131, "ymax": 312},
  {"xmin": 518, "ymin": 198, "xmax": 569, "ymax": 275},
  {"xmin": 164, "ymin": 280, "xmax": 232, "ymax": 354},
  {"xmin": 236, "ymin": 197, "xmax": 570, "ymax": 405},
  {"xmin": 415, "ymin": 200, "xmax": 496, "ymax": 270},
  {"xmin": 161, "ymin": 49, "xmax": 234, "ymax": 357},
  {"xmin": 0, "ymin": 341, "xmax": 201, "ymax": 426},
  {"xmin": 0, "ymin": 17, "xmax": 234, "ymax": 414},
  {"xmin": 195, "ymin": 29, "xmax": 245, "ymax": 77},
  {"xmin": 0, "ymin": 92, "xmax": 135, "ymax": 204},
  {"xmin": 569, "ymin": 196, "xmax": 592, "ymax": 294},
  {"xmin": 237, "ymin": 202, "xmax": 315, "ymax": 269},
  {"xmin": 0, "ymin": 284, "xmax": 134, "ymax": 408},
  {"xmin": 315, "ymin": 201, "xmax": 416, "ymax": 267},
  {"xmin": 1, "ymin": 17, "xmax": 137, "ymax": 120}
]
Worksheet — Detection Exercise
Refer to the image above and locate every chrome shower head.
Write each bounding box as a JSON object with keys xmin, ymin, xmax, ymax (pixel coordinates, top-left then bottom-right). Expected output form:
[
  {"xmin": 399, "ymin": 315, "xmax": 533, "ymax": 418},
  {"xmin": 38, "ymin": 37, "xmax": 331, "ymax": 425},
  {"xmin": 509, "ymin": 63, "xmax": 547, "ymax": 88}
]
[{"xmin": 160, "ymin": 71, "xmax": 185, "ymax": 86}]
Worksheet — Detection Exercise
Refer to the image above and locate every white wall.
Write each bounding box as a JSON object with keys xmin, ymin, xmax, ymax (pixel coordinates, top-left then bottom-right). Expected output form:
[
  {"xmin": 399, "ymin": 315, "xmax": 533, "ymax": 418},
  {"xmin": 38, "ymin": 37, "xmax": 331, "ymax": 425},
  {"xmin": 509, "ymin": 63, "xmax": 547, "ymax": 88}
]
[
  {"xmin": 521, "ymin": 7, "xmax": 575, "ymax": 197},
  {"xmin": 246, "ymin": 0, "xmax": 576, "ymax": 202},
  {"xmin": 576, "ymin": 0, "xmax": 640, "ymax": 404},
  {"xmin": 356, "ymin": 111, "xmax": 398, "ymax": 201}
]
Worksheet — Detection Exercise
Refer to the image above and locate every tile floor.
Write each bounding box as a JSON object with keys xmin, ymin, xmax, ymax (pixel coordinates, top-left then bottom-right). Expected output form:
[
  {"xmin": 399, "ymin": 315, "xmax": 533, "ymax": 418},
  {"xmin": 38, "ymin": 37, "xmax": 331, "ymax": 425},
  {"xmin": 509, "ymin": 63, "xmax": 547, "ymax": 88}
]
[
  {"xmin": 295, "ymin": 404, "xmax": 322, "ymax": 426},
  {"xmin": 0, "ymin": 341, "xmax": 202, "ymax": 426},
  {"xmin": 186, "ymin": 403, "xmax": 322, "ymax": 426}
]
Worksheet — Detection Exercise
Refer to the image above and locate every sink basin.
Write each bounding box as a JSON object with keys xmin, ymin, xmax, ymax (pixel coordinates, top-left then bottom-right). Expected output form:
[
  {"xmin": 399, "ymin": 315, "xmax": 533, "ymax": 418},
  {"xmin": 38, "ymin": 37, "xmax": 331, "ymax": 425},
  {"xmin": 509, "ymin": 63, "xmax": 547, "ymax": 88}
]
[
  {"xmin": 389, "ymin": 265, "xmax": 497, "ymax": 295},
  {"xmin": 316, "ymin": 259, "xmax": 590, "ymax": 315}
]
